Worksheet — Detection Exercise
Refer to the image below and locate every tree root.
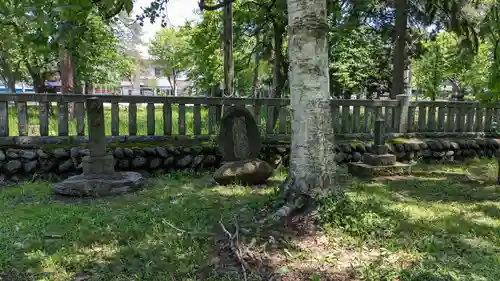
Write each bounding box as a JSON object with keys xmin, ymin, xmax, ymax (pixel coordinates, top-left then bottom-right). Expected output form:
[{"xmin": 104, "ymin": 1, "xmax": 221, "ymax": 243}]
[{"xmin": 219, "ymin": 218, "xmax": 252, "ymax": 281}]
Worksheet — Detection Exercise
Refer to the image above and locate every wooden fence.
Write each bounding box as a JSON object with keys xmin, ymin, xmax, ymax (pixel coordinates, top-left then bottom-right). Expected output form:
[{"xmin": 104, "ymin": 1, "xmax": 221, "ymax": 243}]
[{"xmin": 0, "ymin": 94, "xmax": 498, "ymax": 141}]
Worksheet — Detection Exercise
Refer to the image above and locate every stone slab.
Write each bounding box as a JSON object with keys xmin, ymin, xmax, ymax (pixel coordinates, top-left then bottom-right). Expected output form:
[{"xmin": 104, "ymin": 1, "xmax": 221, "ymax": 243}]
[
  {"xmin": 52, "ymin": 171, "xmax": 144, "ymax": 197},
  {"xmin": 348, "ymin": 162, "xmax": 411, "ymax": 178},
  {"xmin": 362, "ymin": 153, "xmax": 396, "ymax": 166}
]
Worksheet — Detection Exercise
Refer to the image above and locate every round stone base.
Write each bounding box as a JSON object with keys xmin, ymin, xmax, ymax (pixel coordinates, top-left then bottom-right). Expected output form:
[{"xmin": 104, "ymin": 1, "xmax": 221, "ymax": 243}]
[
  {"xmin": 52, "ymin": 172, "xmax": 144, "ymax": 197},
  {"xmin": 213, "ymin": 158, "xmax": 273, "ymax": 185}
]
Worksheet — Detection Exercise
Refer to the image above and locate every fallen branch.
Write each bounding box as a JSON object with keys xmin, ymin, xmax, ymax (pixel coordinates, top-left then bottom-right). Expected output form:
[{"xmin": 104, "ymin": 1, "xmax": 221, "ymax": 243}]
[
  {"xmin": 219, "ymin": 218, "xmax": 252, "ymax": 281},
  {"xmin": 162, "ymin": 220, "xmax": 213, "ymax": 236}
]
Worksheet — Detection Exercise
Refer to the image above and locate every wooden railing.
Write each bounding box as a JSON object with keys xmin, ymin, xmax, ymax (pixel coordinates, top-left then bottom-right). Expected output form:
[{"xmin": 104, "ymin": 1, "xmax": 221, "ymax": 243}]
[
  {"xmin": 408, "ymin": 101, "xmax": 500, "ymax": 133},
  {"xmin": 0, "ymin": 93, "xmax": 497, "ymax": 141}
]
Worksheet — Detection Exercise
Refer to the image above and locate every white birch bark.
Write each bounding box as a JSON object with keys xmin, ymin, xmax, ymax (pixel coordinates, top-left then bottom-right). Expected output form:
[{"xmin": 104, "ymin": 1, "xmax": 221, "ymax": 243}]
[{"xmin": 274, "ymin": 0, "xmax": 338, "ymax": 219}]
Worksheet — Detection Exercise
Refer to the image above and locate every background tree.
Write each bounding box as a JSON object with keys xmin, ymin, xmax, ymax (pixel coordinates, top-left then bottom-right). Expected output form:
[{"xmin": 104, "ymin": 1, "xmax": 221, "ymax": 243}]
[{"xmin": 149, "ymin": 27, "xmax": 189, "ymax": 94}]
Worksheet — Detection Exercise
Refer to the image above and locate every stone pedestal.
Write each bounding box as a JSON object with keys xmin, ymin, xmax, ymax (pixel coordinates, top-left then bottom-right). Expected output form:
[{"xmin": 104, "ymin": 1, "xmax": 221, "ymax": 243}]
[
  {"xmin": 348, "ymin": 118, "xmax": 411, "ymax": 178},
  {"xmin": 52, "ymin": 99, "xmax": 144, "ymax": 197}
]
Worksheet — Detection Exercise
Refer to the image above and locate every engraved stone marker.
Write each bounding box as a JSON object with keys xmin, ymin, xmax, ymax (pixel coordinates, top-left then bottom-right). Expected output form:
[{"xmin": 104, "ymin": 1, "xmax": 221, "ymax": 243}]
[
  {"xmin": 218, "ymin": 106, "xmax": 261, "ymax": 161},
  {"xmin": 214, "ymin": 106, "xmax": 273, "ymax": 185}
]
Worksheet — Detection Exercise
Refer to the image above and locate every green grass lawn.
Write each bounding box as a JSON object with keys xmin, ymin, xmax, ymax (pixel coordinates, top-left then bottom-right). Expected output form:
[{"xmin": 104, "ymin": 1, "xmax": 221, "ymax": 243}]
[{"xmin": 1, "ymin": 160, "xmax": 500, "ymax": 280}]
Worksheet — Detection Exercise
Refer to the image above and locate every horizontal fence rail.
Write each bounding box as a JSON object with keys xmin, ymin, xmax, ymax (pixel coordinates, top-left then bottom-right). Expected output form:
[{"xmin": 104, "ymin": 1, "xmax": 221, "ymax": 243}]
[{"xmin": 0, "ymin": 93, "xmax": 498, "ymax": 141}]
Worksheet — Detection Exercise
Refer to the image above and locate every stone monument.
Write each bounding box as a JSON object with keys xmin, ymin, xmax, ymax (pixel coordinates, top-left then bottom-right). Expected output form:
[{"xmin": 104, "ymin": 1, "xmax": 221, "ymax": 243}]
[
  {"xmin": 52, "ymin": 99, "xmax": 144, "ymax": 197},
  {"xmin": 348, "ymin": 119, "xmax": 411, "ymax": 178},
  {"xmin": 213, "ymin": 106, "xmax": 273, "ymax": 185}
]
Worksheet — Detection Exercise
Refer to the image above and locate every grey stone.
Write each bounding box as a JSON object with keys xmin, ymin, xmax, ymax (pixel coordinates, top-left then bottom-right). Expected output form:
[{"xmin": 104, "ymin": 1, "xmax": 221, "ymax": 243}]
[
  {"xmin": 23, "ymin": 161, "xmax": 38, "ymax": 173},
  {"xmin": 149, "ymin": 158, "xmax": 163, "ymax": 169},
  {"xmin": 203, "ymin": 155, "xmax": 217, "ymax": 167},
  {"xmin": 5, "ymin": 160, "xmax": 22, "ymax": 173},
  {"xmin": 114, "ymin": 147, "xmax": 125, "ymax": 158},
  {"xmin": 445, "ymin": 150, "xmax": 454, "ymax": 157},
  {"xmin": 40, "ymin": 159, "xmax": 56, "ymax": 172},
  {"xmin": 277, "ymin": 147, "xmax": 287, "ymax": 153},
  {"xmin": 52, "ymin": 172, "xmax": 144, "ymax": 197},
  {"xmin": 363, "ymin": 153, "xmax": 396, "ymax": 166},
  {"xmin": 267, "ymin": 154, "xmax": 282, "ymax": 168},
  {"xmin": 132, "ymin": 157, "xmax": 147, "ymax": 168},
  {"xmin": 53, "ymin": 148, "xmax": 69, "ymax": 159},
  {"xmin": 177, "ymin": 155, "xmax": 193, "ymax": 168},
  {"xmin": 0, "ymin": 150, "xmax": 5, "ymax": 161},
  {"xmin": 79, "ymin": 149, "xmax": 90, "ymax": 156},
  {"xmin": 373, "ymin": 145, "xmax": 388, "ymax": 155},
  {"xmin": 340, "ymin": 144, "xmax": 352, "ymax": 153},
  {"xmin": 218, "ymin": 106, "xmax": 261, "ymax": 161},
  {"xmin": 21, "ymin": 150, "xmax": 37, "ymax": 161},
  {"xmin": 118, "ymin": 159, "xmax": 130, "ymax": 170},
  {"xmin": 134, "ymin": 149, "xmax": 145, "ymax": 157},
  {"xmin": 152, "ymin": 168, "xmax": 166, "ymax": 177},
  {"xmin": 59, "ymin": 159, "xmax": 74, "ymax": 172},
  {"xmin": 70, "ymin": 147, "xmax": 80, "ymax": 158},
  {"xmin": 167, "ymin": 147, "xmax": 181, "ymax": 156},
  {"xmin": 156, "ymin": 147, "xmax": 168, "ymax": 158},
  {"xmin": 37, "ymin": 149, "xmax": 50, "ymax": 159},
  {"xmin": 191, "ymin": 155, "xmax": 205, "ymax": 168},
  {"xmin": 213, "ymin": 159, "xmax": 273, "ymax": 185},
  {"xmin": 191, "ymin": 146, "xmax": 203, "ymax": 155},
  {"xmin": 124, "ymin": 148, "xmax": 134, "ymax": 158},
  {"xmin": 7, "ymin": 150, "xmax": 19, "ymax": 159},
  {"xmin": 143, "ymin": 147, "xmax": 157, "ymax": 156},
  {"xmin": 164, "ymin": 156, "xmax": 175, "ymax": 167},
  {"xmin": 352, "ymin": 152, "xmax": 362, "ymax": 162}
]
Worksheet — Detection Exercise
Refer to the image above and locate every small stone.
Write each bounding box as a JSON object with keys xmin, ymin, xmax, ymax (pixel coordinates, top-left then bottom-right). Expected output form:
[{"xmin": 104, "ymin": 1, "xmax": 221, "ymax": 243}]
[
  {"xmin": 7, "ymin": 150, "xmax": 19, "ymax": 159},
  {"xmin": 23, "ymin": 160, "xmax": 38, "ymax": 173},
  {"xmin": 191, "ymin": 155, "xmax": 205, "ymax": 168},
  {"xmin": 21, "ymin": 150, "xmax": 37, "ymax": 161},
  {"xmin": 5, "ymin": 160, "xmax": 22, "ymax": 173},
  {"xmin": 418, "ymin": 142, "xmax": 428, "ymax": 150},
  {"xmin": 277, "ymin": 147, "xmax": 287, "ymax": 153},
  {"xmin": 177, "ymin": 155, "xmax": 193, "ymax": 168},
  {"xmin": 40, "ymin": 159, "xmax": 56, "ymax": 172},
  {"xmin": 134, "ymin": 149, "xmax": 145, "ymax": 157},
  {"xmin": 214, "ymin": 159, "xmax": 273, "ymax": 185},
  {"xmin": 167, "ymin": 147, "xmax": 181, "ymax": 156},
  {"xmin": 79, "ymin": 149, "xmax": 90, "ymax": 156},
  {"xmin": 156, "ymin": 147, "xmax": 168, "ymax": 158},
  {"xmin": 0, "ymin": 150, "xmax": 6, "ymax": 161},
  {"xmin": 267, "ymin": 154, "xmax": 282, "ymax": 168},
  {"xmin": 445, "ymin": 150, "xmax": 454, "ymax": 156},
  {"xmin": 191, "ymin": 146, "xmax": 203, "ymax": 155},
  {"xmin": 164, "ymin": 156, "xmax": 175, "ymax": 167},
  {"xmin": 114, "ymin": 147, "xmax": 125, "ymax": 158},
  {"xmin": 152, "ymin": 168, "xmax": 166, "ymax": 177},
  {"xmin": 53, "ymin": 148, "xmax": 69, "ymax": 159},
  {"xmin": 118, "ymin": 159, "xmax": 130, "ymax": 170},
  {"xmin": 149, "ymin": 158, "xmax": 163, "ymax": 169},
  {"xmin": 143, "ymin": 147, "xmax": 157, "ymax": 156},
  {"xmin": 351, "ymin": 152, "xmax": 362, "ymax": 162},
  {"xmin": 450, "ymin": 142, "xmax": 460, "ymax": 150},
  {"xmin": 58, "ymin": 159, "xmax": 74, "ymax": 172},
  {"xmin": 132, "ymin": 157, "xmax": 147, "ymax": 168},
  {"xmin": 37, "ymin": 149, "xmax": 50, "ymax": 159},
  {"xmin": 124, "ymin": 148, "xmax": 134, "ymax": 158},
  {"xmin": 340, "ymin": 144, "xmax": 351, "ymax": 153},
  {"xmin": 70, "ymin": 147, "xmax": 80, "ymax": 158},
  {"xmin": 203, "ymin": 155, "xmax": 217, "ymax": 167}
]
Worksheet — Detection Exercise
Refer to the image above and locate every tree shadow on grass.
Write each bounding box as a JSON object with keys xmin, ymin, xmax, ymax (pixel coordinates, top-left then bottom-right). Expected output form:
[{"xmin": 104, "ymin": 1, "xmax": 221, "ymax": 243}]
[
  {"xmin": 0, "ymin": 174, "xmax": 279, "ymax": 281},
  {"xmin": 344, "ymin": 176, "xmax": 500, "ymax": 280}
]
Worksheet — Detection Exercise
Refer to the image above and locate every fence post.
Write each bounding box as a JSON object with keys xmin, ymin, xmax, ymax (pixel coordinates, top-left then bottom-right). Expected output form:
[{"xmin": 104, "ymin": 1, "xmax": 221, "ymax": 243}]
[{"xmin": 396, "ymin": 94, "xmax": 410, "ymax": 133}]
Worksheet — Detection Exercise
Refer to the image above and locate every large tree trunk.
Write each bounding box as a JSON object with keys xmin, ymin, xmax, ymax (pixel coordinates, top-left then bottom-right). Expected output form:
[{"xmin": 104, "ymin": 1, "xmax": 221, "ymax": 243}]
[
  {"xmin": 390, "ymin": 0, "xmax": 407, "ymax": 100},
  {"xmin": 274, "ymin": 0, "xmax": 338, "ymax": 220}
]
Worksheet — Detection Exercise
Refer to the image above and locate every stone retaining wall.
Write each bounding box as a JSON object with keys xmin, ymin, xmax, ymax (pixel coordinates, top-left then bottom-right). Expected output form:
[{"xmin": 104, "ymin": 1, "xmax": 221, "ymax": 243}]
[{"xmin": 1, "ymin": 138, "xmax": 499, "ymax": 183}]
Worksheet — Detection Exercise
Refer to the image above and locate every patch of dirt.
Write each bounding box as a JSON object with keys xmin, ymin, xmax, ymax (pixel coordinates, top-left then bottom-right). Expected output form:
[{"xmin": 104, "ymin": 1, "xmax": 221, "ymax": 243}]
[{"xmin": 205, "ymin": 215, "xmax": 381, "ymax": 281}]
